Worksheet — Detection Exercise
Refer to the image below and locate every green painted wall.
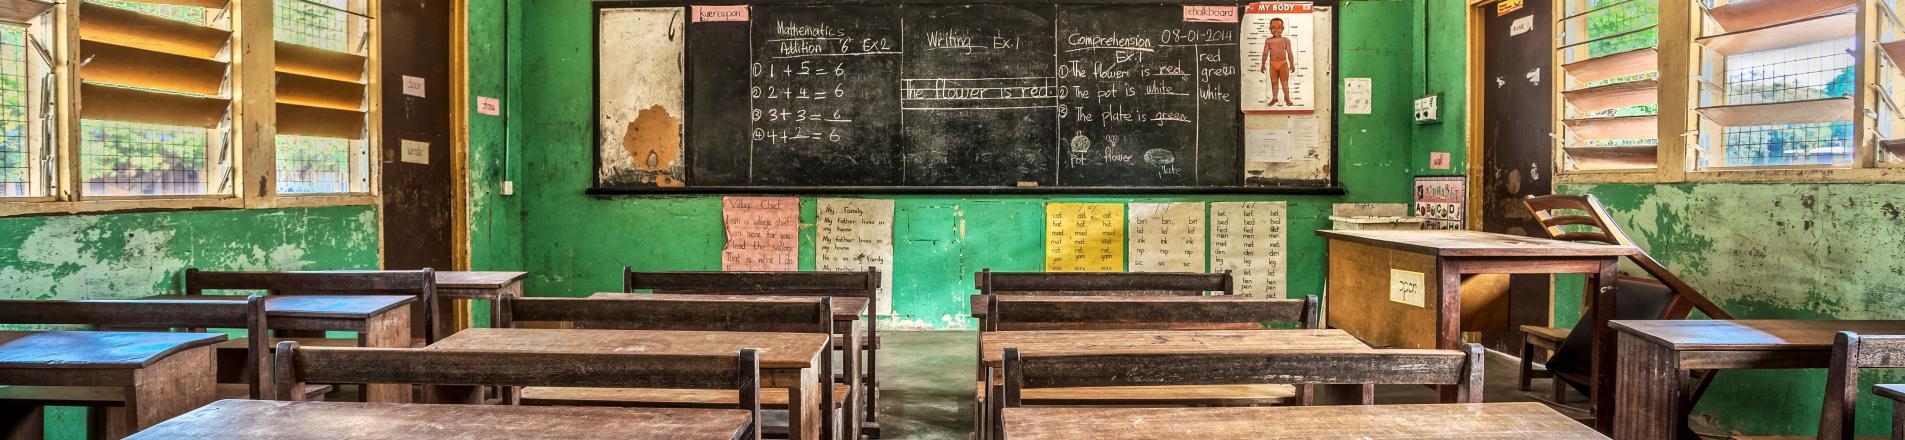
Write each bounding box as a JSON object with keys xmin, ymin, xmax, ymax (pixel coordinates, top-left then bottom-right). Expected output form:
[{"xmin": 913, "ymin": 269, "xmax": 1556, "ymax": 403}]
[
  {"xmin": 499, "ymin": 0, "xmax": 1422, "ymax": 329},
  {"xmin": 1409, "ymin": 0, "xmax": 1466, "ymax": 176},
  {"xmin": 0, "ymin": 206, "xmax": 381, "ymax": 438},
  {"xmin": 1551, "ymin": 183, "xmax": 1905, "ymax": 436}
]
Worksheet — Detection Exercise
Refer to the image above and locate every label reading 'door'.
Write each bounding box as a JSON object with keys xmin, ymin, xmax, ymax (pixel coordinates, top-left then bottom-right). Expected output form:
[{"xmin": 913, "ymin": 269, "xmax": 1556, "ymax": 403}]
[
  {"xmin": 692, "ymin": 5, "xmax": 749, "ymax": 22},
  {"xmin": 1183, "ymin": 5, "xmax": 1239, "ymax": 23}
]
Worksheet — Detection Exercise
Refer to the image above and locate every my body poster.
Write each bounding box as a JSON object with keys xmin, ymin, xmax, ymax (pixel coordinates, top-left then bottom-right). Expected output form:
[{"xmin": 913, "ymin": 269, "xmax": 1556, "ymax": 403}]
[
  {"xmin": 722, "ymin": 196, "xmax": 800, "ymax": 271},
  {"xmin": 1045, "ymin": 203, "xmax": 1125, "ymax": 272},
  {"xmin": 816, "ymin": 198, "xmax": 896, "ymax": 314},
  {"xmin": 1128, "ymin": 202, "xmax": 1207, "ymax": 273},
  {"xmin": 1209, "ymin": 201, "xmax": 1287, "ymax": 298},
  {"xmin": 1242, "ymin": 2, "xmax": 1317, "ymax": 114}
]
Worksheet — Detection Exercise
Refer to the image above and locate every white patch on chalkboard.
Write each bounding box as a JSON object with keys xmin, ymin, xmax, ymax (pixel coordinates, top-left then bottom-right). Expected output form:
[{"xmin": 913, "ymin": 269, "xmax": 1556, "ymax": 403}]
[
  {"xmin": 1509, "ymin": 15, "xmax": 1534, "ymax": 36},
  {"xmin": 1496, "ymin": 77, "xmax": 1506, "ymax": 88},
  {"xmin": 596, "ymin": 7, "xmax": 687, "ymax": 187},
  {"xmin": 1526, "ymin": 68, "xmax": 1541, "ymax": 85}
]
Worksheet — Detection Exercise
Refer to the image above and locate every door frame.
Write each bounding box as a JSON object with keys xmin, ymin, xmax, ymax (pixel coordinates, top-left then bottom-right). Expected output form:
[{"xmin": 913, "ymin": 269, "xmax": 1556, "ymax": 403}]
[
  {"xmin": 450, "ymin": 0, "xmax": 471, "ymax": 272},
  {"xmin": 1463, "ymin": 0, "xmax": 1493, "ymax": 232}
]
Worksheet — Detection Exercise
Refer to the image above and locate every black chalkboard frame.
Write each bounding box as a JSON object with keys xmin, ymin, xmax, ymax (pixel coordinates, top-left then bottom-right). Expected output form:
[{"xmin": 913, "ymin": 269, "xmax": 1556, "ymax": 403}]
[{"xmin": 589, "ymin": 0, "xmax": 1345, "ymax": 195}]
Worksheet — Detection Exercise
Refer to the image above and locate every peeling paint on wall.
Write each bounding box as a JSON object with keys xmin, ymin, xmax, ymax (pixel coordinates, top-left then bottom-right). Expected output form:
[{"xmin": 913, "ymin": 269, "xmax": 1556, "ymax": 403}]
[{"xmin": 1560, "ymin": 183, "xmax": 1905, "ymax": 436}]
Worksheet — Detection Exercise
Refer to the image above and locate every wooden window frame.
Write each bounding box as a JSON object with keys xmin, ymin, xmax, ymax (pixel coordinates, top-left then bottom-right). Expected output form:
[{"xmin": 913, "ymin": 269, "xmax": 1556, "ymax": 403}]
[
  {"xmin": 0, "ymin": 0, "xmax": 380, "ymax": 218},
  {"xmin": 1551, "ymin": 0, "xmax": 1905, "ymax": 184}
]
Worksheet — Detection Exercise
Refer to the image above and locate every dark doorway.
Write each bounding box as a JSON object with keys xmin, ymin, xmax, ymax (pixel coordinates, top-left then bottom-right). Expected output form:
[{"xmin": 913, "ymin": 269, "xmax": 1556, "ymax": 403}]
[
  {"xmin": 1479, "ymin": 0, "xmax": 1554, "ymax": 350},
  {"xmin": 380, "ymin": 0, "xmax": 456, "ymax": 271}
]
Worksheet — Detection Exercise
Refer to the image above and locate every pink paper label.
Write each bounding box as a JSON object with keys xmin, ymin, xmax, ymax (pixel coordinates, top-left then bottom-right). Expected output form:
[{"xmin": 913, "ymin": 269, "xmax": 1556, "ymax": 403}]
[
  {"xmin": 692, "ymin": 5, "xmax": 749, "ymax": 22},
  {"xmin": 477, "ymin": 96, "xmax": 500, "ymax": 116},
  {"xmin": 1183, "ymin": 5, "xmax": 1239, "ymax": 23},
  {"xmin": 1430, "ymin": 152, "xmax": 1452, "ymax": 170}
]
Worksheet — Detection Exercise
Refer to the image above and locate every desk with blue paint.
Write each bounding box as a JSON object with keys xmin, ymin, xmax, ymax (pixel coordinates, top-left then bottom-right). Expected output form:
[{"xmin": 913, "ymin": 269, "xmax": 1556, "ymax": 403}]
[
  {"xmin": 0, "ymin": 330, "xmax": 227, "ymax": 438},
  {"xmin": 144, "ymin": 295, "xmax": 417, "ymax": 403}
]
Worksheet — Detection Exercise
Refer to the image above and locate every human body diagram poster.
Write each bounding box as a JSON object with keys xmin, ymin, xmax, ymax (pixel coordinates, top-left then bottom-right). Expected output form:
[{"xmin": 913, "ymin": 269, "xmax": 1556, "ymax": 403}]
[{"xmin": 1242, "ymin": 2, "xmax": 1317, "ymax": 114}]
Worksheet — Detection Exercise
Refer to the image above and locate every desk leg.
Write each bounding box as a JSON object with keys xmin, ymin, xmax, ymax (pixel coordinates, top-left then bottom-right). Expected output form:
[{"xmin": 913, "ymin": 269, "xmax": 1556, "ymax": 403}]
[
  {"xmin": 1435, "ymin": 261, "xmax": 1465, "ymax": 403},
  {"xmin": 1591, "ymin": 260, "xmax": 1620, "ymax": 434},
  {"xmin": 360, "ymin": 305, "xmax": 414, "ymax": 403},
  {"xmin": 786, "ymin": 366, "xmax": 823, "ymax": 440},
  {"xmin": 106, "ymin": 346, "xmax": 216, "ymax": 438},
  {"xmin": 1614, "ymin": 331, "xmax": 1686, "ymax": 440},
  {"xmin": 432, "ymin": 295, "xmax": 461, "ymax": 341},
  {"xmin": 0, "ymin": 402, "xmax": 38, "ymax": 440},
  {"xmin": 841, "ymin": 321, "xmax": 862, "ymax": 440}
]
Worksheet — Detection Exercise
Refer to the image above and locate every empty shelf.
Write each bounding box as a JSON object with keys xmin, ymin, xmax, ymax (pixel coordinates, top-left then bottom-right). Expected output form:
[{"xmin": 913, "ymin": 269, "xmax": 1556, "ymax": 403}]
[
  {"xmin": 1695, "ymin": 12, "xmax": 1855, "ymax": 55},
  {"xmin": 1565, "ymin": 146, "xmax": 1658, "ymax": 170},
  {"xmin": 1563, "ymin": 115, "xmax": 1657, "ymax": 140},
  {"xmin": 1561, "ymin": 80, "xmax": 1658, "ymax": 113},
  {"xmin": 1562, "ymin": 47, "xmax": 1658, "ymax": 84},
  {"xmin": 1696, "ymin": 97, "xmax": 1853, "ymax": 126}
]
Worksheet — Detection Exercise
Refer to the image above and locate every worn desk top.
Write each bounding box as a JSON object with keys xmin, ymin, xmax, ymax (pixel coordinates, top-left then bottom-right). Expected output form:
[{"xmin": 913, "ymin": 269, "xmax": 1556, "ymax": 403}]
[
  {"xmin": 979, "ymin": 329, "xmax": 1368, "ymax": 367},
  {"xmin": 436, "ymin": 271, "xmax": 529, "ymax": 289},
  {"xmin": 0, "ymin": 331, "xmax": 226, "ymax": 369},
  {"xmin": 970, "ymin": 294, "xmax": 1258, "ymax": 318},
  {"xmin": 1318, "ymin": 229, "xmax": 1638, "ymax": 257},
  {"xmin": 428, "ymin": 328, "xmax": 827, "ymax": 370},
  {"xmin": 1612, "ymin": 319, "xmax": 1905, "ymax": 351},
  {"xmin": 1002, "ymin": 403, "xmax": 1606, "ymax": 439},
  {"xmin": 125, "ymin": 399, "xmax": 751, "ymax": 440},
  {"xmin": 591, "ymin": 292, "xmax": 868, "ymax": 321},
  {"xmin": 145, "ymin": 295, "xmax": 414, "ymax": 319}
]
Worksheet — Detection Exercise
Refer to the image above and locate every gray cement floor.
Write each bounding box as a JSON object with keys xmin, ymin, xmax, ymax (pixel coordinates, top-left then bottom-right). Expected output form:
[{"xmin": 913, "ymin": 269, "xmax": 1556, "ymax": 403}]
[{"xmin": 872, "ymin": 331, "xmax": 1591, "ymax": 439}]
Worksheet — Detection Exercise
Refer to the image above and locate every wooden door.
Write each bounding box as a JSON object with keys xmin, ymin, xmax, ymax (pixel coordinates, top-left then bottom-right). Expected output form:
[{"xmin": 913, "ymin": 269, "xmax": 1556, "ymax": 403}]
[
  {"xmin": 1479, "ymin": 0, "xmax": 1554, "ymax": 350},
  {"xmin": 380, "ymin": 0, "xmax": 456, "ymax": 271}
]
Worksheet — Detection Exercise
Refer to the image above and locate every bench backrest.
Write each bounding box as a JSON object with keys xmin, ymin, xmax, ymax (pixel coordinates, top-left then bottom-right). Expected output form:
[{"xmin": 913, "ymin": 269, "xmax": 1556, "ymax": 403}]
[
  {"xmin": 1001, "ymin": 344, "xmax": 1486, "ymax": 406},
  {"xmin": 499, "ymin": 296, "xmax": 833, "ymax": 334},
  {"xmin": 975, "ymin": 270, "xmax": 1233, "ymax": 296},
  {"xmin": 184, "ymin": 269, "xmax": 439, "ymax": 342},
  {"xmin": 1821, "ymin": 332, "xmax": 1905, "ymax": 440},
  {"xmin": 274, "ymin": 343, "xmax": 762, "ymax": 439},
  {"xmin": 980, "ymin": 294, "xmax": 1318, "ymax": 331},
  {"xmin": 0, "ymin": 297, "xmax": 271, "ymax": 399}
]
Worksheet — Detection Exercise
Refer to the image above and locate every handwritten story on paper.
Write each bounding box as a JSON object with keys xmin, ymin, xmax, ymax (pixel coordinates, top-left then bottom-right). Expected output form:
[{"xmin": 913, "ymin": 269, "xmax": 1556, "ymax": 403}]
[
  {"xmin": 816, "ymin": 198, "xmax": 896, "ymax": 314},
  {"xmin": 1209, "ymin": 201, "xmax": 1287, "ymax": 298},
  {"xmin": 1127, "ymin": 202, "xmax": 1207, "ymax": 273},
  {"xmin": 721, "ymin": 196, "xmax": 800, "ymax": 271},
  {"xmin": 1044, "ymin": 203, "xmax": 1126, "ymax": 272}
]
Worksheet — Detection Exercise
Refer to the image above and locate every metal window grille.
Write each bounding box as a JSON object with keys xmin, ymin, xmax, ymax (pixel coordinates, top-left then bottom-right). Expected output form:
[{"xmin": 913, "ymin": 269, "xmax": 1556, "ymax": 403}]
[
  {"xmin": 275, "ymin": 0, "xmax": 351, "ymax": 52},
  {"xmin": 87, "ymin": 0, "xmax": 211, "ymax": 26},
  {"xmin": 80, "ymin": 120, "xmax": 210, "ymax": 196},
  {"xmin": 275, "ymin": 135, "xmax": 351, "ymax": 193},
  {"xmin": 1722, "ymin": 122, "xmax": 1854, "ymax": 166},
  {"xmin": 0, "ymin": 25, "xmax": 27, "ymax": 197}
]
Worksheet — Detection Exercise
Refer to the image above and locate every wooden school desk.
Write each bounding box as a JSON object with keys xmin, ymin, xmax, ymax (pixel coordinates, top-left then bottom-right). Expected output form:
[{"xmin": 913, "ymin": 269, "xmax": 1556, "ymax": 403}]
[
  {"xmin": 1001, "ymin": 403, "xmax": 1608, "ymax": 440},
  {"xmin": 589, "ymin": 291, "xmax": 870, "ymax": 436},
  {"xmin": 1611, "ymin": 319, "xmax": 1905, "ymax": 440},
  {"xmin": 0, "ymin": 331, "xmax": 225, "ymax": 438},
  {"xmin": 145, "ymin": 294, "xmax": 417, "ymax": 403},
  {"xmin": 125, "ymin": 399, "xmax": 753, "ymax": 440},
  {"xmin": 425, "ymin": 328, "xmax": 831, "ymax": 440},
  {"xmin": 434, "ymin": 271, "xmax": 528, "ymax": 336}
]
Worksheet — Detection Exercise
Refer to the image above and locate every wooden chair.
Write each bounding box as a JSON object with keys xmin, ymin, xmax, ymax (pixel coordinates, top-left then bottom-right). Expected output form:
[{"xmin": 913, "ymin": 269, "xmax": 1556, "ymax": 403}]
[
  {"xmin": 498, "ymin": 295, "xmax": 841, "ymax": 440},
  {"xmin": 1876, "ymin": 385, "xmax": 1905, "ymax": 440},
  {"xmin": 973, "ymin": 294, "xmax": 1318, "ymax": 439},
  {"xmin": 1726, "ymin": 332, "xmax": 1905, "ymax": 440},
  {"xmin": 625, "ymin": 266, "xmax": 882, "ymax": 437},
  {"xmin": 0, "ymin": 297, "xmax": 269, "ymax": 438},
  {"xmin": 272, "ymin": 342, "xmax": 763, "ymax": 440},
  {"xmin": 994, "ymin": 344, "xmax": 1486, "ymax": 439},
  {"xmin": 183, "ymin": 268, "xmax": 440, "ymax": 344},
  {"xmin": 1520, "ymin": 194, "xmax": 1733, "ymax": 402}
]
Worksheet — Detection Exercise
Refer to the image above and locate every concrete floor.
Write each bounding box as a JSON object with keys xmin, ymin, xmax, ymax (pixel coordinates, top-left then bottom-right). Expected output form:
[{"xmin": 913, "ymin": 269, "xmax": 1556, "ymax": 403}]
[{"xmin": 871, "ymin": 331, "xmax": 1592, "ymax": 440}]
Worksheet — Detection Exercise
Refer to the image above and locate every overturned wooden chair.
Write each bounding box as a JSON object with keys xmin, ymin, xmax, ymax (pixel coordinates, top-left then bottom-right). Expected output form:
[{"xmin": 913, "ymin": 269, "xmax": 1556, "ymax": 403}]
[
  {"xmin": 1520, "ymin": 195, "xmax": 1733, "ymax": 405},
  {"xmin": 0, "ymin": 297, "xmax": 269, "ymax": 438},
  {"xmin": 974, "ymin": 294, "xmax": 1318, "ymax": 439},
  {"xmin": 499, "ymin": 295, "xmax": 842, "ymax": 440},
  {"xmin": 272, "ymin": 342, "xmax": 763, "ymax": 440},
  {"xmin": 994, "ymin": 344, "xmax": 1486, "ymax": 439},
  {"xmin": 625, "ymin": 267, "xmax": 882, "ymax": 438}
]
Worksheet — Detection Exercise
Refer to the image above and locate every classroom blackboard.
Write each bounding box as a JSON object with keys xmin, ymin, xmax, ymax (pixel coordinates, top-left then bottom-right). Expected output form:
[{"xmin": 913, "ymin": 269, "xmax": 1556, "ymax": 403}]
[{"xmin": 592, "ymin": 1, "xmax": 1341, "ymax": 194}]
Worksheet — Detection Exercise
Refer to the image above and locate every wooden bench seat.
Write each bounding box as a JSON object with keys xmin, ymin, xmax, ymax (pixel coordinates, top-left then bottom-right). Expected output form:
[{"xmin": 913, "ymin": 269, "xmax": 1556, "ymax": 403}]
[
  {"xmin": 974, "ymin": 381, "xmax": 1294, "ymax": 406},
  {"xmin": 0, "ymin": 383, "xmax": 331, "ymax": 407},
  {"xmin": 519, "ymin": 385, "xmax": 852, "ymax": 409}
]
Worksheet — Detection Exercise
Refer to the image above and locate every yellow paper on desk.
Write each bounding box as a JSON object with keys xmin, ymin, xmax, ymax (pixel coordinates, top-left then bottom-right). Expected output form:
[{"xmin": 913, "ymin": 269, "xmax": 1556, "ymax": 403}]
[{"xmin": 1044, "ymin": 203, "xmax": 1125, "ymax": 272}]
